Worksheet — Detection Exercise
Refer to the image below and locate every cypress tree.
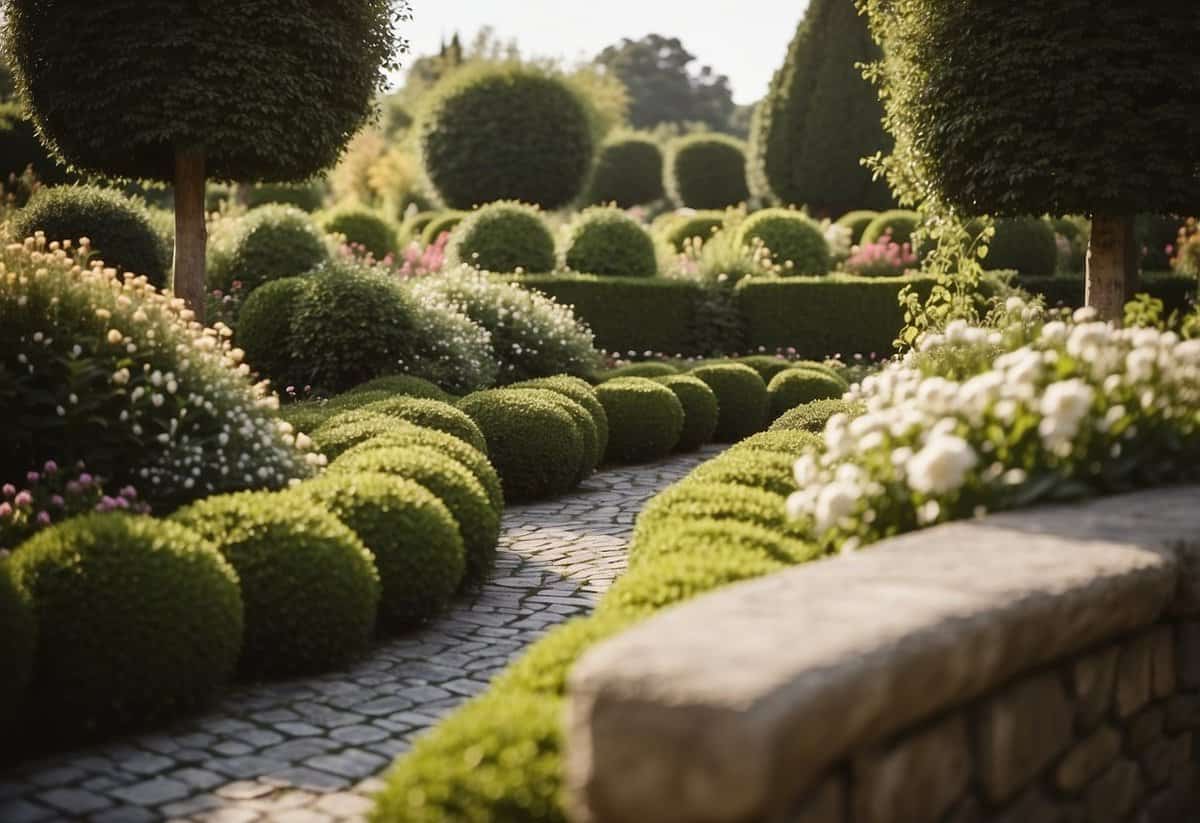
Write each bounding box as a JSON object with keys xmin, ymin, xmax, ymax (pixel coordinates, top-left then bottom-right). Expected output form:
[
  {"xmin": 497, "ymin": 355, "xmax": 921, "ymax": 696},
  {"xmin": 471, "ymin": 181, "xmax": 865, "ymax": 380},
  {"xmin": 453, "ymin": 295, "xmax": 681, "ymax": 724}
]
[{"xmin": 749, "ymin": 0, "xmax": 893, "ymax": 216}]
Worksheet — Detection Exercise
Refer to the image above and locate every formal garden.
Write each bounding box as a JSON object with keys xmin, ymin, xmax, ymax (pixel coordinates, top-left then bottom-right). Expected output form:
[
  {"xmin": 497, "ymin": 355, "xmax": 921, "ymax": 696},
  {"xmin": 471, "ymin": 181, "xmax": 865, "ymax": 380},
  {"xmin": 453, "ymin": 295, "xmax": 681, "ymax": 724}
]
[{"xmin": 0, "ymin": 0, "xmax": 1198, "ymax": 821}]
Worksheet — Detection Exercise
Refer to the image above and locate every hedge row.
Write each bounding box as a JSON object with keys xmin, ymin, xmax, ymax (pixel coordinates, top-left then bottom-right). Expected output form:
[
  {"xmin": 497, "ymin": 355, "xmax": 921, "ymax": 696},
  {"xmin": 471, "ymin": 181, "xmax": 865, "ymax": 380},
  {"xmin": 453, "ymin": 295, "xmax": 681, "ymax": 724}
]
[{"xmin": 1016, "ymin": 272, "xmax": 1195, "ymax": 317}]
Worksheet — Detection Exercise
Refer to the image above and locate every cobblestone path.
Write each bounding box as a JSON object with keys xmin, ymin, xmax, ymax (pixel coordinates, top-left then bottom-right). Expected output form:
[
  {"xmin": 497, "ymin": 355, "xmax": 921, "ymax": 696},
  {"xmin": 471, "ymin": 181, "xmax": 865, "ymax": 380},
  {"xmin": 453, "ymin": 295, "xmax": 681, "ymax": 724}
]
[{"xmin": 0, "ymin": 446, "xmax": 723, "ymax": 823}]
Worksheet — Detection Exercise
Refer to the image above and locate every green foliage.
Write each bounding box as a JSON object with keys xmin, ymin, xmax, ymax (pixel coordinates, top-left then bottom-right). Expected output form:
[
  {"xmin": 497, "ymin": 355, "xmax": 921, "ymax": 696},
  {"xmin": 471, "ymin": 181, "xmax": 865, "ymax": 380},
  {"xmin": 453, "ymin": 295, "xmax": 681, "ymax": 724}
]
[
  {"xmin": 421, "ymin": 210, "xmax": 466, "ymax": 246},
  {"xmin": 0, "ymin": 100, "xmax": 69, "ymax": 186},
  {"xmin": 492, "ymin": 613, "xmax": 633, "ymax": 698},
  {"xmin": 242, "ymin": 181, "xmax": 325, "ymax": 212},
  {"xmin": 767, "ymin": 367, "xmax": 847, "ymax": 419},
  {"xmin": 728, "ymin": 429, "xmax": 822, "ymax": 457},
  {"xmin": 420, "ymin": 64, "xmax": 594, "ymax": 209},
  {"xmin": 595, "ymin": 377, "xmax": 684, "ymax": 463},
  {"xmin": 689, "ymin": 363, "xmax": 769, "ymax": 442},
  {"xmin": 172, "ymin": 492, "xmax": 379, "ymax": 678},
  {"xmin": 445, "ymin": 202, "xmax": 556, "ymax": 273},
  {"xmin": 1017, "ymin": 272, "xmax": 1196, "ymax": 315},
  {"xmin": 510, "ymin": 375, "xmax": 610, "ymax": 460},
  {"xmin": 627, "ymin": 516, "xmax": 817, "ymax": 570},
  {"xmin": 4, "ymin": 1, "xmax": 402, "ymax": 182},
  {"xmin": 770, "ymin": 397, "xmax": 865, "ymax": 433},
  {"xmin": 597, "ymin": 362, "xmax": 681, "ymax": 381},
  {"xmin": 329, "ymin": 445, "xmax": 499, "ymax": 586},
  {"xmin": 1137, "ymin": 214, "xmax": 1182, "ymax": 271},
  {"xmin": 346, "ymin": 397, "xmax": 489, "ymax": 455},
  {"xmin": 309, "ymin": 412, "xmax": 416, "ymax": 460},
  {"xmin": 345, "ymin": 374, "xmax": 453, "ymax": 403},
  {"xmin": 986, "ymin": 217, "xmax": 1058, "ymax": 276},
  {"xmin": 665, "ymin": 134, "xmax": 750, "ymax": 209},
  {"xmin": 562, "ymin": 206, "xmax": 657, "ymax": 278},
  {"xmin": 661, "ymin": 210, "xmax": 727, "ymax": 251},
  {"xmin": 735, "ymin": 209, "xmax": 831, "ymax": 274},
  {"xmin": 457, "ymin": 389, "xmax": 584, "ymax": 502},
  {"xmin": 207, "ymin": 205, "xmax": 329, "ymax": 294},
  {"xmin": 235, "ymin": 276, "xmax": 308, "ymax": 389},
  {"xmin": 734, "ymin": 355, "xmax": 795, "ymax": 382},
  {"xmin": 322, "ymin": 206, "xmax": 398, "ymax": 259},
  {"xmin": 653, "ymin": 374, "xmax": 719, "ymax": 451},
  {"xmin": 631, "ymin": 480, "xmax": 793, "ymax": 550},
  {"xmin": 688, "ymin": 449, "xmax": 800, "ymax": 497},
  {"xmin": 290, "ymin": 473, "xmax": 465, "ymax": 630},
  {"xmin": 12, "ymin": 514, "xmax": 242, "ymax": 737},
  {"xmin": 861, "ymin": 209, "xmax": 921, "ymax": 246},
  {"xmin": 586, "ymin": 134, "xmax": 665, "ymax": 207},
  {"xmin": 10, "ymin": 185, "xmax": 169, "ymax": 287},
  {"xmin": 748, "ymin": 0, "xmax": 892, "ymax": 214},
  {"xmin": 522, "ymin": 388, "xmax": 600, "ymax": 481},
  {"xmin": 0, "ymin": 557, "xmax": 35, "ymax": 734},
  {"xmin": 371, "ymin": 692, "xmax": 567, "ymax": 823},
  {"xmin": 836, "ymin": 210, "xmax": 879, "ymax": 244}
]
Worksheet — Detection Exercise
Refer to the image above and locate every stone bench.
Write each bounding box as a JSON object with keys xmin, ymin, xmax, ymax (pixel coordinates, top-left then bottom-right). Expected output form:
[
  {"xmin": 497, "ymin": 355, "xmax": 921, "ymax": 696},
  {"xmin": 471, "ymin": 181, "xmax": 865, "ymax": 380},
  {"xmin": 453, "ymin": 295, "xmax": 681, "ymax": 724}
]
[{"xmin": 566, "ymin": 486, "xmax": 1200, "ymax": 823}]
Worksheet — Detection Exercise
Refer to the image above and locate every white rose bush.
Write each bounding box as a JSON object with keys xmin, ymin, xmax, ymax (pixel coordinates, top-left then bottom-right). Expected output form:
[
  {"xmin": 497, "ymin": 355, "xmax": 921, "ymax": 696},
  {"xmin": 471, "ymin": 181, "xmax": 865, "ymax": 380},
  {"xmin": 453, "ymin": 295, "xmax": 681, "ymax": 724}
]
[{"xmin": 787, "ymin": 300, "xmax": 1200, "ymax": 551}]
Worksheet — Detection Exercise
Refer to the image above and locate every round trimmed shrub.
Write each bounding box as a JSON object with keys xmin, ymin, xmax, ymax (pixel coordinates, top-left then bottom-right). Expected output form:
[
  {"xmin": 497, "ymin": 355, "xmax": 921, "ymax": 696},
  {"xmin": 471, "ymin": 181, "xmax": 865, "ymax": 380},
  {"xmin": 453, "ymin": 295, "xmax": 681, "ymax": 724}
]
[
  {"xmin": 321, "ymin": 206, "xmax": 397, "ymax": 259},
  {"xmin": 344, "ymin": 374, "xmax": 453, "ymax": 403},
  {"xmin": 290, "ymin": 473, "xmax": 465, "ymax": 630},
  {"xmin": 403, "ymin": 210, "xmax": 439, "ymax": 242},
  {"xmin": 736, "ymin": 355, "xmax": 795, "ymax": 383},
  {"xmin": 595, "ymin": 378, "xmax": 684, "ymax": 463},
  {"xmin": 280, "ymin": 400, "xmax": 336, "ymax": 435},
  {"xmin": 770, "ymin": 397, "xmax": 865, "ymax": 433},
  {"xmin": 207, "ymin": 204, "xmax": 329, "ymax": 294},
  {"xmin": 661, "ymin": 210, "xmax": 726, "ymax": 251},
  {"xmin": 666, "ymin": 134, "xmax": 750, "ymax": 209},
  {"xmin": 861, "ymin": 209, "xmax": 921, "ymax": 246},
  {"xmin": 420, "ymin": 64, "xmax": 594, "ymax": 210},
  {"xmin": 243, "ymin": 181, "xmax": 325, "ymax": 212},
  {"xmin": 421, "ymin": 210, "xmax": 466, "ymax": 246},
  {"xmin": 728, "ymin": 429, "xmax": 821, "ymax": 458},
  {"xmin": 335, "ymin": 428, "xmax": 504, "ymax": 514},
  {"xmin": 309, "ymin": 411, "xmax": 413, "ymax": 460},
  {"xmin": 351, "ymin": 398, "xmax": 488, "ymax": 455},
  {"xmin": 689, "ymin": 363, "xmax": 769, "ymax": 442},
  {"xmin": 521, "ymin": 388, "xmax": 599, "ymax": 481},
  {"xmin": 836, "ymin": 210, "xmax": 880, "ymax": 244},
  {"xmin": 597, "ymin": 362, "xmax": 680, "ymax": 381},
  {"xmin": 328, "ymin": 446, "xmax": 499, "ymax": 587},
  {"xmin": 586, "ymin": 134, "xmax": 664, "ymax": 208},
  {"xmin": 172, "ymin": 493, "xmax": 379, "ymax": 678},
  {"xmin": 562, "ymin": 207, "xmax": 657, "ymax": 278},
  {"xmin": 788, "ymin": 359, "xmax": 847, "ymax": 383},
  {"xmin": 10, "ymin": 185, "xmax": 169, "ymax": 287},
  {"xmin": 626, "ymin": 517, "xmax": 818, "ymax": 570},
  {"xmin": 0, "ymin": 557, "xmax": 35, "ymax": 734},
  {"xmin": 736, "ymin": 209, "xmax": 831, "ymax": 274},
  {"xmin": 511, "ymin": 375, "xmax": 609, "ymax": 458},
  {"xmin": 445, "ymin": 201, "xmax": 556, "ymax": 273},
  {"xmin": 768, "ymin": 368, "xmax": 847, "ymax": 419},
  {"xmin": 986, "ymin": 216, "xmax": 1058, "ymax": 275},
  {"xmin": 457, "ymin": 390, "xmax": 584, "ymax": 502},
  {"xmin": 653, "ymin": 375, "xmax": 719, "ymax": 451},
  {"xmin": 632, "ymin": 481, "xmax": 793, "ymax": 550},
  {"xmin": 689, "ymin": 450, "xmax": 801, "ymax": 497},
  {"xmin": 235, "ymin": 276, "xmax": 308, "ymax": 388},
  {"xmin": 11, "ymin": 514, "xmax": 242, "ymax": 736},
  {"xmin": 372, "ymin": 692, "xmax": 566, "ymax": 823},
  {"xmin": 493, "ymin": 613, "xmax": 633, "ymax": 698}
]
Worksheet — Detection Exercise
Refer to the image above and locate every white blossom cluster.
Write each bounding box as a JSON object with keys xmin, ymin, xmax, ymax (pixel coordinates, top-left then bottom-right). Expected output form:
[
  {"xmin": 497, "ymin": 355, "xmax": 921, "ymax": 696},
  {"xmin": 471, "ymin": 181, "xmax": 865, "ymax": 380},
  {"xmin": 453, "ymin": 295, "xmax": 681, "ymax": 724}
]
[{"xmin": 788, "ymin": 301, "xmax": 1200, "ymax": 551}]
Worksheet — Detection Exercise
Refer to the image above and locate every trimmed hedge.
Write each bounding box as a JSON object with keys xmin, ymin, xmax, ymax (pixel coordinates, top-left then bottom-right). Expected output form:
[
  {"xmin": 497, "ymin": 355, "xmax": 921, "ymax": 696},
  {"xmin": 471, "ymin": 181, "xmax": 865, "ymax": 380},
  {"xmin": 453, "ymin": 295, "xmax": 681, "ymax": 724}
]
[
  {"xmin": 836, "ymin": 210, "xmax": 879, "ymax": 244},
  {"xmin": 1017, "ymin": 272, "xmax": 1195, "ymax": 315},
  {"xmin": 458, "ymin": 389, "xmax": 584, "ymax": 502},
  {"xmin": 322, "ymin": 207, "xmax": 398, "ymax": 259},
  {"xmin": 735, "ymin": 355, "xmax": 796, "ymax": 382},
  {"xmin": 986, "ymin": 217, "xmax": 1058, "ymax": 276},
  {"xmin": 243, "ymin": 181, "xmax": 324, "ymax": 212},
  {"xmin": 236, "ymin": 276, "xmax": 308, "ymax": 388},
  {"xmin": 291, "ymin": 473, "xmax": 465, "ymax": 629},
  {"xmin": 689, "ymin": 363, "xmax": 769, "ymax": 442},
  {"xmin": 172, "ymin": 493, "xmax": 379, "ymax": 678},
  {"xmin": 736, "ymin": 209, "xmax": 831, "ymax": 275},
  {"xmin": 728, "ymin": 429, "xmax": 821, "ymax": 457},
  {"xmin": 767, "ymin": 367, "xmax": 847, "ymax": 419},
  {"xmin": 309, "ymin": 412, "xmax": 415, "ymax": 460},
  {"xmin": 421, "ymin": 210, "xmax": 466, "ymax": 246},
  {"xmin": 12, "ymin": 514, "xmax": 242, "ymax": 737},
  {"xmin": 0, "ymin": 557, "xmax": 35, "ymax": 735},
  {"xmin": 666, "ymin": 134, "xmax": 750, "ymax": 209},
  {"xmin": 492, "ymin": 613, "xmax": 633, "ymax": 698},
  {"xmin": 597, "ymin": 362, "xmax": 681, "ymax": 381},
  {"xmin": 595, "ymin": 378, "xmax": 684, "ymax": 463},
  {"xmin": 586, "ymin": 134, "xmax": 665, "ymax": 208},
  {"xmin": 770, "ymin": 397, "xmax": 865, "ymax": 432},
  {"xmin": 344, "ymin": 374, "xmax": 453, "ymax": 403},
  {"xmin": 861, "ymin": 209, "xmax": 921, "ymax": 246},
  {"xmin": 626, "ymin": 516, "xmax": 818, "ymax": 570},
  {"xmin": 688, "ymin": 450, "xmax": 800, "ymax": 497},
  {"xmin": 524, "ymin": 388, "xmax": 601, "ymax": 481},
  {"xmin": 631, "ymin": 480, "xmax": 794, "ymax": 560},
  {"xmin": 562, "ymin": 206, "xmax": 657, "ymax": 278},
  {"xmin": 350, "ymin": 398, "xmax": 488, "ymax": 455},
  {"xmin": 510, "ymin": 375, "xmax": 610, "ymax": 460},
  {"xmin": 653, "ymin": 374, "xmax": 719, "ymax": 451},
  {"xmin": 446, "ymin": 201, "xmax": 556, "ymax": 274},
  {"xmin": 661, "ymin": 210, "xmax": 727, "ymax": 251},
  {"xmin": 208, "ymin": 204, "xmax": 329, "ymax": 294}
]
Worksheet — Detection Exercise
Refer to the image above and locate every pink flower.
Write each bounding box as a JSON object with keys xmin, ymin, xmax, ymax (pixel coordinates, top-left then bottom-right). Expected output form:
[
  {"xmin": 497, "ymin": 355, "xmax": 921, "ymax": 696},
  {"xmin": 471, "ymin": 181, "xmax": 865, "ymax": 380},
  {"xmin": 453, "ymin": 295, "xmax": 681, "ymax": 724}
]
[
  {"xmin": 78, "ymin": 473, "xmax": 94, "ymax": 487},
  {"xmin": 0, "ymin": 503, "xmax": 11, "ymax": 518},
  {"xmin": 36, "ymin": 511, "xmax": 51, "ymax": 526},
  {"xmin": 66, "ymin": 480, "xmax": 82, "ymax": 496},
  {"xmin": 43, "ymin": 460, "xmax": 58, "ymax": 475},
  {"xmin": 49, "ymin": 495, "xmax": 64, "ymax": 508},
  {"xmin": 119, "ymin": 486, "xmax": 138, "ymax": 500},
  {"xmin": 26, "ymin": 471, "xmax": 39, "ymax": 484},
  {"xmin": 14, "ymin": 491, "xmax": 33, "ymax": 507},
  {"xmin": 1, "ymin": 484, "xmax": 14, "ymax": 498}
]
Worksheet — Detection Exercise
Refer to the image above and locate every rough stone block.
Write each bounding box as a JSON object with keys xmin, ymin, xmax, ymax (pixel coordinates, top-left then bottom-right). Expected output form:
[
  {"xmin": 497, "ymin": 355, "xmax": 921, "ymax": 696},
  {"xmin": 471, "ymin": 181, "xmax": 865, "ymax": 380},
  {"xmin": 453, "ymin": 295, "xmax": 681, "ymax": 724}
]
[
  {"xmin": 976, "ymin": 673, "xmax": 1073, "ymax": 804},
  {"xmin": 1073, "ymin": 647, "xmax": 1118, "ymax": 731},
  {"xmin": 1117, "ymin": 634, "xmax": 1155, "ymax": 718},
  {"xmin": 1149, "ymin": 626, "xmax": 1176, "ymax": 699},
  {"xmin": 785, "ymin": 774, "xmax": 845, "ymax": 823},
  {"xmin": 853, "ymin": 715, "xmax": 970, "ymax": 823},
  {"xmin": 1084, "ymin": 760, "xmax": 1142, "ymax": 823},
  {"xmin": 992, "ymin": 788, "xmax": 1065, "ymax": 823},
  {"xmin": 1056, "ymin": 726, "xmax": 1121, "ymax": 793},
  {"xmin": 1127, "ymin": 706, "xmax": 1165, "ymax": 753},
  {"xmin": 1176, "ymin": 621, "xmax": 1200, "ymax": 689},
  {"xmin": 1140, "ymin": 738, "xmax": 1175, "ymax": 787},
  {"xmin": 1165, "ymin": 695, "xmax": 1200, "ymax": 734},
  {"xmin": 1169, "ymin": 542, "xmax": 1200, "ymax": 616}
]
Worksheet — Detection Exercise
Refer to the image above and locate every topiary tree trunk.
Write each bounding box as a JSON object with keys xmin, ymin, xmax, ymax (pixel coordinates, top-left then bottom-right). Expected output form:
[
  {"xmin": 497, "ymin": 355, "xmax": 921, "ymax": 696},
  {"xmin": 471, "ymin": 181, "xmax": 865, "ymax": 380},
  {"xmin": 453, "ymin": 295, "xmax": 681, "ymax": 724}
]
[
  {"xmin": 1086, "ymin": 215, "xmax": 1134, "ymax": 323},
  {"xmin": 173, "ymin": 147, "xmax": 207, "ymax": 322}
]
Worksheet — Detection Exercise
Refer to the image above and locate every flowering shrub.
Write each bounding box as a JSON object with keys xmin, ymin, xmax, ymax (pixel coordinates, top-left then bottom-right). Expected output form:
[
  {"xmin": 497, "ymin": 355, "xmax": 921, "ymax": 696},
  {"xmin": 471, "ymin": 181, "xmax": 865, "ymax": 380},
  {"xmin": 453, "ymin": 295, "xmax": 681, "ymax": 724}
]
[
  {"xmin": 395, "ymin": 232, "xmax": 448, "ymax": 278},
  {"xmin": 205, "ymin": 279, "xmax": 247, "ymax": 329},
  {"xmin": 787, "ymin": 301, "xmax": 1200, "ymax": 551},
  {"xmin": 843, "ymin": 231, "xmax": 918, "ymax": 277},
  {"xmin": 0, "ymin": 236, "xmax": 320, "ymax": 507}
]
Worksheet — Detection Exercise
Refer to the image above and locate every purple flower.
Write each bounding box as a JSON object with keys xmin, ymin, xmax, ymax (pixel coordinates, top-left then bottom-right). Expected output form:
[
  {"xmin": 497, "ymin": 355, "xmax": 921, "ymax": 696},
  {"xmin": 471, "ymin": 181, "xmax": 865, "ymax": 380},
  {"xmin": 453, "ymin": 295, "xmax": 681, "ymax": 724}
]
[
  {"xmin": 43, "ymin": 460, "xmax": 58, "ymax": 475},
  {"xmin": 78, "ymin": 473, "xmax": 94, "ymax": 487},
  {"xmin": 49, "ymin": 494, "xmax": 65, "ymax": 508},
  {"xmin": 25, "ymin": 471, "xmax": 39, "ymax": 484},
  {"xmin": 65, "ymin": 480, "xmax": 82, "ymax": 496},
  {"xmin": 1, "ymin": 484, "xmax": 14, "ymax": 498},
  {"xmin": 0, "ymin": 502, "xmax": 11, "ymax": 518},
  {"xmin": 113, "ymin": 496, "xmax": 129, "ymax": 510},
  {"xmin": 119, "ymin": 486, "xmax": 138, "ymax": 500},
  {"xmin": 14, "ymin": 491, "xmax": 33, "ymax": 508},
  {"xmin": 36, "ymin": 511, "xmax": 51, "ymax": 526},
  {"xmin": 96, "ymin": 496, "xmax": 116, "ymax": 513}
]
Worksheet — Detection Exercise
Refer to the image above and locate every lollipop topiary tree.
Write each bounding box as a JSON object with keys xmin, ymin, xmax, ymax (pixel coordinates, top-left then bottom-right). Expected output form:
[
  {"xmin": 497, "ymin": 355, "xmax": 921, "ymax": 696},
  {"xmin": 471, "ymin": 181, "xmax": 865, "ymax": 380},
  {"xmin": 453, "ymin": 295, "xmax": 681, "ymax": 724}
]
[{"xmin": 2, "ymin": 1, "xmax": 407, "ymax": 320}]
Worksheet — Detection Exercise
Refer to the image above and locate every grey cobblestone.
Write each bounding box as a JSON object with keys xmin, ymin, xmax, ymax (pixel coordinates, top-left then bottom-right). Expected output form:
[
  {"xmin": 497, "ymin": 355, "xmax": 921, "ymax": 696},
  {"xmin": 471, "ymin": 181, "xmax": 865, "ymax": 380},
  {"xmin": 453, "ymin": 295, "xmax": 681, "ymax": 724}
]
[{"xmin": 0, "ymin": 447, "xmax": 721, "ymax": 821}]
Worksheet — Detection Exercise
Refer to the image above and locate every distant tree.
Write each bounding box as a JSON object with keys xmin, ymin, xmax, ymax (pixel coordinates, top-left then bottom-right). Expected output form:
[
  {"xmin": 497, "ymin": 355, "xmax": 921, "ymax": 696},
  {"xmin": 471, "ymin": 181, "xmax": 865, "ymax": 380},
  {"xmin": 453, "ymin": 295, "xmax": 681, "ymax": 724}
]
[{"xmin": 595, "ymin": 35, "xmax": 735, "ymax": 133}]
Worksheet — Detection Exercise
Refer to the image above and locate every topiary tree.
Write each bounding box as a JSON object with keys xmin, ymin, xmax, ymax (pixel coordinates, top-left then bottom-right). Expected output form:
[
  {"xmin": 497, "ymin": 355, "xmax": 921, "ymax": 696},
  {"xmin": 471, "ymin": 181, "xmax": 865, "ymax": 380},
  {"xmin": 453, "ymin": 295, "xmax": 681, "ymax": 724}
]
[
  {"xmin": 749, "ymin": 0, "xmax": 893, "ymax": 215},
  {"xmin": 3, "ymin": 1, "xmax": 406, "ymax": 319},
  {"xmin": 419, "ymin": 64, "xmax": 594, "ymax": 209},
  {"xmin": 860, "ymin": 0, "xmax": 1200, "ymax": 320},
  {"xmin": 235, "ymin": 276, "xmax": 309, "ymax": 389},
  {"xmin": 206, "ymin": 204, "xmax": 330, "ymax": 294},
  {"xmin": 689, "ymin": 363, "xmax": 769, "ymax": 442},
  {"xmin": 666, "ymin": 134, "xmax": 750, "ymax": 209},
  {"xmin": 445, "ymin": 201, "xmax": 556, "ymax": 273},
  {"xmin": 586, "ymin": 134, "xmax": 665, "ymax": 207},
  {"xmin": 653, "ymin": 374, "xmax": 719, "ymax": 451},
  {"xmin": 735, "ymin": 208, "xmax": 831, "ymax": 275},
  {"xmin": 322, "ymin": 206, "xmax": 398, "ymax": 260},
  {"xmin": 660, "ymin": 210, "xmax": 728, "ymax": 251},
  {"xmin": 562, "ymin": 206, "xmax": 658, "ymax": 277},
  {"xmin": 595, "ymin": 377, "xmax": 685, "ymax": 463}
]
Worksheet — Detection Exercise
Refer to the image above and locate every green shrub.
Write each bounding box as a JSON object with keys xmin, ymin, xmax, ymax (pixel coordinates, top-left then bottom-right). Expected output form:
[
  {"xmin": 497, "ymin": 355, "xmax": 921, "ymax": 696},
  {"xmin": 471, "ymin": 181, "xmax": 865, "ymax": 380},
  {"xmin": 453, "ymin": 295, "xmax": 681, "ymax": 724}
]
[
  {"xmin": 173, "ymin": 492, "xmax": 379, "ymax": 678},
  {"xmin": 412, "ymin": 269, "xmax": 599, "ymax": 383},
  {"xmin": 986, "ymin": 217, "xmax": 1058, "ymax": 276},
  {"xmin": 770, "ymin": 397, "xmax": 865, "ymax": 432},
  {"xmin": 861, "ymin": 209, "xmax": 921, "ymax": 246},
  {"xmin": 243, "ymin": 181, "xmax": 325, "ymax": 212},
  {"xmin": 836, "ymin": 210, "xmax": 880, "ymax": 244},
  {"xmin": 626, "ymin": 516, "xmax": 818, "ymax": 570},
  {"xmin": 10, "ymin": 185, "xmax": 169, "ymax": 287},
  {"xmin": 631, "ymin": 481, "xmax": 793, "ymax": 551},
  {"xmin": 290, "ymin": 473, "xmax": 465, "ymax": 630},
  {"xmin": 445, "ymin": 202, "xmax": 556, "ymax": 274},
  {"xmin": 344, "ymin": 374, "xmax": 453, "ymax": 403},
  {"xmin": 372, "ymin": 692, "xmax": 567, "ymax": 823},
  {"xmin": 653, "ymin": 375, "xmax": 719, "ymax": 451},
  {"xmin": 235, "ymin": 276, "xmax": 308, "ymax": 388},
  {"xmin": 1137, "ymin": 214, "xmax": 1182, "ymax": 272},
  {"xmin": 329, "ymin": 446, "xmax": 499, "ymax": 587},
  {"xmin": 586, "ymin": 134, "xmax": 664, "ymax": 207},
  {"xmin": 12, "ymin": 514, "xmax": 242, "ymax": 736},
  {"xmin": 562, "ymin": 206, "xmax": 657, "ymax": 278},
  {"xmin": 595, "ymin": 378, "xmax": 684, "ymax": 463},
  {"xmin": 348, "ymin": 398, "xmax": 488, "ymax": 455},
  {"xmin": 0, "ymin": 101, "xmax": 69, "ymax": 189},
  {"xmin": 491, "ymin": 613, "xmax": 633, "ymax": 698},
  {"xmin": 788, "ymin": 359, "xmax": 846, "ymax": 382},
  {"xmin": 528, "ymin": 389, "xmax": 600, "ymax": 481},
  {"xmin": 733, "ymin": 355, "xmax": 794, "ymax": 382},
  {"xmin": 599, "ymin": 364, "xmax": 683, "ymax": 383},
  {"xmin": 279, "ymin": 400, "xmax": 337, "ymax": 435},
  {"xmin": 309, "ymin": 412, "xmax": 414, "ymax": 460},
  {"xmin": 421, "ymin": 210, "xmax": 466, "ymax": 246},
  {"xmin": 335, "ymin": 427, "xmax": 504, "ymax": 514},
  {"xmin": 736, "ymin": 209, "xmax": 831, "ymax": 275},
  {"xmin": 207, "ymin": 204, "xmax": 329, "ymax": 294},
  {"xmin": 420, "ymin": 64, "xmax": 594, "ymax": 210},
  {"xmin": 457, "ymin": 390, "xmax": 584, "ymax": 502},
  {"xmin": 661, "ymin": 210, "xmax": 727, "ymax": 251},
  {"xmin": 322, "ymin": 206, "xmax": 398, "ymax": 259},
  {"xmin": 666, "ymin": 134, "xmax": 750, "ymax": 209},
  {"xmin": 403, "ymin": 210, "xmax": 439, "ymax": 242},
  {"xmin": 688, "ymin": 450, "xmax": 800, "ymax": 497},
  {"xmin": 689, "ymin": 363, "xmax": 769, "ymax": 442},
  {"xmin": 0, "ymin": 556, "xmax": 35, "ymax": 734},
  {"xmin": 728, "ymin": 429, "xmax": 821, "ymax": 457},
  {"xmin": 509, "ymin": 375, "xmax": 609, "ymax": 458},
  {"xmin": 768, "ymin": 367, "xmax": 847, "ymax": 419}
]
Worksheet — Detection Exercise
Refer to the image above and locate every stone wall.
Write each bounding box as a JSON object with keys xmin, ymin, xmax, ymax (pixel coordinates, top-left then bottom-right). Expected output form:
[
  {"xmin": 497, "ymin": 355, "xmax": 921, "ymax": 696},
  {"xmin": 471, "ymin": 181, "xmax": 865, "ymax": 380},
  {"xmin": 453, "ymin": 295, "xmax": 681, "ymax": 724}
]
[{"xmin": 565, "ymin": 486, "xmax": 1200, "ymax": 823}]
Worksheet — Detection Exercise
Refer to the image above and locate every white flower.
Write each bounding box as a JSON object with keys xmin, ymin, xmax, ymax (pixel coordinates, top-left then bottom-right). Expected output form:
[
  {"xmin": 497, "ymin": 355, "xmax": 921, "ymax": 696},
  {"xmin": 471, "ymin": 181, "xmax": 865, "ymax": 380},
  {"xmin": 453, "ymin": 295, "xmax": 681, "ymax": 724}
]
[
  {"xmin": 1039, "ymin": 379, "xmax": 1094, "ymax": 427},
  {"xmin": 906, "ymin": 435, "xmax": 978, "ymax": 495},
  {"xmin": 814, "ymin": 481, "xmax": 860, "ymax": 533}
]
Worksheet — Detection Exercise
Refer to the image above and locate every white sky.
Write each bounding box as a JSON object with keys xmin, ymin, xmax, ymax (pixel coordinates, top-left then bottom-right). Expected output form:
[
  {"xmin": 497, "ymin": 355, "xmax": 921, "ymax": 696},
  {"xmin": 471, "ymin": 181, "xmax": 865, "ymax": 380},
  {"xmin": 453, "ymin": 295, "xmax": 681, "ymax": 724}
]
[{"xmin": 398, "ymin": 1, "xmax": 810, "ymax": 105}]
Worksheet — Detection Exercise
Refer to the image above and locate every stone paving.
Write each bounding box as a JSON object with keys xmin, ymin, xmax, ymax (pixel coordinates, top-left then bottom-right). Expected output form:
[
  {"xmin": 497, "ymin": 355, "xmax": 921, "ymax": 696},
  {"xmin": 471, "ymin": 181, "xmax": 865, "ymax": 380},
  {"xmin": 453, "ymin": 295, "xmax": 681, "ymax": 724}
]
[{"xmin": 0, "ymin": 446, "xmax": 723, "ymax": 823}]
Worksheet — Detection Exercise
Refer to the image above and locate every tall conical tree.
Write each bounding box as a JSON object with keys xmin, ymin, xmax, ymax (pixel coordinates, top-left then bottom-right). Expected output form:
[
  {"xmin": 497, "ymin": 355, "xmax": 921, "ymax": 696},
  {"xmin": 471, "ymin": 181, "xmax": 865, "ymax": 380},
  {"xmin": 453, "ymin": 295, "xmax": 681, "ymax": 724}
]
[{"xmin": 749, "ymin": 0, "xmax": 893, "ymax": 216}]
